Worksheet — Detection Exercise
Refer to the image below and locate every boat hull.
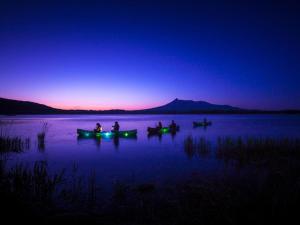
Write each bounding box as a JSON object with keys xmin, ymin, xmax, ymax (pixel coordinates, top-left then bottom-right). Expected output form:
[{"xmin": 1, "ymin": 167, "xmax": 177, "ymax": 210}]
[
  {"xmin": 77, "ymin": 129, "xmax": 137, "ymax": 138},
  {"xmin": 147, "ymin": 126, "xmax": 179, "ymax": 135},
  {"xmin": 193, "ymin": 121, "xmax": 212, "ymax": 127}
]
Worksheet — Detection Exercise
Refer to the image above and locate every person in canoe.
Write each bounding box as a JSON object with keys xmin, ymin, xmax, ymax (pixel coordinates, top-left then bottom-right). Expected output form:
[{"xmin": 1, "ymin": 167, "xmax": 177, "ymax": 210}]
[
  {"xmin": 157, "ymin": 121, "xmax": 163, "ymax": 130},
  {"xmin": 169, "ymin": 120, "xmax": 177, "ymax": 130},
  {"xmin": 203, "ymin": 118, "xmax": 211, "ymax": 125},
  {"xmin": 112, "ymin": 121, "xmax": 120, "ymax": 132},
  {"xmin": 94, "ymin": 123, "xmax": 102, "ymax": 133}
]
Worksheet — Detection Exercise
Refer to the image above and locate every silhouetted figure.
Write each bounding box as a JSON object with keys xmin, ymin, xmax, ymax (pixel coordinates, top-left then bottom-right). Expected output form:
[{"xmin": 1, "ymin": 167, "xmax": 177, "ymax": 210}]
[
  {"xmin": 94, "ymin": 123, "xmax": 102, "ymax": 132},
  {"xmin": 157, "ymin": 121, "xmax": 163, "ymax": 130},
  {"xmin": 169, "ymin": 120, "xmax": 177, "ymax": 129},
  {"xmin": 112, "ymin": 121, "xmax": 120, "ymax": 132}
]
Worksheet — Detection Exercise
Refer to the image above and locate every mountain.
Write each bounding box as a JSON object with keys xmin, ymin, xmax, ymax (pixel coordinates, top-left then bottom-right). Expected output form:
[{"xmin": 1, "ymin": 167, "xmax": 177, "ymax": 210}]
[
  {"xmin": 141, "ymin": 98, "xmax": 241, "ymax": 113},
  {"xmin": 0, "ymin": 98, "xmax": 125, "ymax": 115},
  {"xmin": 0, "ymin": 98, "xmax": 62, "ymax": 114}
]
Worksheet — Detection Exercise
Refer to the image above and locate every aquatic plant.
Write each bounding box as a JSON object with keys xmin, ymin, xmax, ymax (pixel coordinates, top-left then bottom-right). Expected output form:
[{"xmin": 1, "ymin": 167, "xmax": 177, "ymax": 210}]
[
  {"xmin": 13, "ymin": 161, "xmax": 63, "ymax": 199},
  {"xmin": 216, "ymin": 136, "xmax": 300, "ymax": 165},
  {"xmin": 0, "ymin": 136, "xmax": 30, "ymax": 153},
  {"xmin": 113, "ymin": 181, "xmax": 130, "ymax": 202},
  {"xmin": 136, "ymin": 183, "xmax": 156, "ymax": 194},
  {"xmin": 184, "ymin": 136, "xmax": 211, "ymax": 159},
  {"xmin": 37, "ymin": 122, "xmax": 49, "ymax": 151},
  {"xmin": 0, "ymin": 121, "xmax": 30, "ymax": 153},
  {"xmin": 0, "ymin": 135, "xmax": 299, "ymax": 224},
  {"xmin": 87, "ymin": 170, "xmax": 97, "ymax": 209}
]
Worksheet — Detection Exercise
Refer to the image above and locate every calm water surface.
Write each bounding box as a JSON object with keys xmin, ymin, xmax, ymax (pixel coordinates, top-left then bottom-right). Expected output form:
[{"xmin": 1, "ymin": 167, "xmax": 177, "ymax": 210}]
[{"xmin": 1, "ymin": 114, "xmax": 300, "ymax": 191}]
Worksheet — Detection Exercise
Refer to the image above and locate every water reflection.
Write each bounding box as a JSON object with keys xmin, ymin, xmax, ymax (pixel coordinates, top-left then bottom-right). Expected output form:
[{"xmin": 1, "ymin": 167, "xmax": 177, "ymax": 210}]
[
  {"xmin": 193, "ymin": 125, "xmax": 208, "ymax": 131},
  {"xmin": 147, "ymin": 133, "xmax": 162, "ymax": 141},
  {"xmin": 77, "ymin": 136, "xmax": 101, "ymax": 148},
  {"xmin": 147, "ymin": 130, "xmax": 179, "ymax": 142},
  {"xmin": 77, "ymin": 135, "xmax": 137, "ymax": 149},
  {"xmin": 113, "ymin": 136, "xmax": 119, "ymax": 149},
  {"xmin": 171, "ymin": 131, "xmax": 177, "ymax": 139}
]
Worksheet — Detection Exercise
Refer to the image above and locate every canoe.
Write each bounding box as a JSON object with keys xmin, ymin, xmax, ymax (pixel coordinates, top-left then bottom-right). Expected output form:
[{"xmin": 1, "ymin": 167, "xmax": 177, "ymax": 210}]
[
  {"xmin": 147, "ymin": 126, "xmax": 179, "ymax": 134},
  {"xmin": 193, "ymin": 121, "xmax": 212, "ymax": 127},
  {"xmin": 77, "ymin": 129, "xmax": 137, "ymax": 138}
]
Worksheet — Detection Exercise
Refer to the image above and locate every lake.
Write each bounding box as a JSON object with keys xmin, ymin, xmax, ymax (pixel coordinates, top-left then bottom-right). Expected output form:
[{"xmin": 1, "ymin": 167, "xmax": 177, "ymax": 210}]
[{"xmin": 1, "ymin": 114, "xmax": 300, "ymax": 192}]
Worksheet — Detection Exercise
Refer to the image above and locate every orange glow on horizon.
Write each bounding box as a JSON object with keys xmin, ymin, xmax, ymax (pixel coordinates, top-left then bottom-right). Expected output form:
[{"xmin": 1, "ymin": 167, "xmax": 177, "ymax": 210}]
[
  {"xmin": 1, "ymin": 95, "xmax": 164, "ymax": 111},
  {"xmin": 49, "ymin": 102, "xmax": 157, "ymax": 111},
  {"xmin": 37, "ymin": 96, "xmax": 165, "ymax": 111}
]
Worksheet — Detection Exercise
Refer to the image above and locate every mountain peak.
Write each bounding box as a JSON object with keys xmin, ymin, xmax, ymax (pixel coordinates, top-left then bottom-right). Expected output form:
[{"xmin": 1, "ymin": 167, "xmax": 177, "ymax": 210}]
[
  {"xmin": 169, "ymin": 98, "xmax": 205, "ymax": 105},
  {"xmin": 148, "ymin": 98, "xmax": 241, "ymax": 112}
]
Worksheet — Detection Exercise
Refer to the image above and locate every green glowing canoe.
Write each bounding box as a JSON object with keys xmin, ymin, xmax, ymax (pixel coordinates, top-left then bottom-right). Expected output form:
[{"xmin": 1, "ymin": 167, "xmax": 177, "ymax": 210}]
[
  {"xmin": 147, "ymin": 126, "xmax": 179, "ymax": 134},
  {"xmin": 77, "ymin": 129, "xmax": 137, "ymax": 138},
  {"xmin": 193, "ymin": 121, "xmax": 212, "ymax": 127}
]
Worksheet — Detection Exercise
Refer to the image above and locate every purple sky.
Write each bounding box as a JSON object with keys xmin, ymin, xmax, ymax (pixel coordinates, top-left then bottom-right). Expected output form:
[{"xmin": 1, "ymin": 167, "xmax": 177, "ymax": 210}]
[{"xmin": 0, "ymin": 0, "xmax": 299, "ymax": 110}]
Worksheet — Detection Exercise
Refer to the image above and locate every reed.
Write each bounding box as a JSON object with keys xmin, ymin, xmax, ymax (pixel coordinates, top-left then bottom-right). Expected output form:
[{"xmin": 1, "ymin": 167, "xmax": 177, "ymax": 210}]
[
  {"xmin": 184, "ymin": 136, "xmax": 211, "ymax": 159},
  {"xmin": 0, "ymin": 136, "xmax": 30, "ymax": 153},
  {"xmin": 113, "ymin": 181, "xmax": 129, "ymax": 202},
  {"xmin": 59, "ymin": 162, "xmax": 85, "ymax": 208},
  {"xmin": 87, "ymin": 170, "xmax": 97, "ymax": 209},
  {"xmin": 0, "ymin": 135, "xmax": 299, "ymax": 224},
  {"xmin": 216, "ymin": 136, "xmax": 300, "ymax": 164},
  {"xmin": 8, "ymin": 161, "xmax": 65, "ymax": 203},
  {"xmin": 37, "ymin": 122, "xmax": 49, "ymax": 151},
  {"xmin": 0, "ymin": 121, "xmax": 30, "ymax": 153}
]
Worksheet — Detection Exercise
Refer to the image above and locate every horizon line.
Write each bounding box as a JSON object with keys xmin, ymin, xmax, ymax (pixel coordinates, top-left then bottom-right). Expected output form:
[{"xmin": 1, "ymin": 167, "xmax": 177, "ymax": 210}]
[{"xmin": 1, "ymin": 96, "xmax": 300, "ymax": 112}]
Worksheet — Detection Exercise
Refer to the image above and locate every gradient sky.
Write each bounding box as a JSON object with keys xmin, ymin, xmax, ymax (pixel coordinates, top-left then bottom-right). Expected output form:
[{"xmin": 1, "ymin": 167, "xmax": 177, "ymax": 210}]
[{"xmin": 0, "ymin": 0, "xmax": 299, "ymax": 110}]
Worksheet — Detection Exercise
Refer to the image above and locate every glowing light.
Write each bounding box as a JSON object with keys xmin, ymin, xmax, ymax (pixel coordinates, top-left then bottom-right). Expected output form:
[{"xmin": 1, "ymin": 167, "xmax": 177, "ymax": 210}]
[
  {"xmin": 104, "ymin": 132, "xmax": 111, "ymax": 137},
  {"xmin": 124, "ymin": 132, "xmax": 128, "ymax": 137},
  {"xmin": 162, "ymin": 128, "xmax": 168, "ymax": 133}
]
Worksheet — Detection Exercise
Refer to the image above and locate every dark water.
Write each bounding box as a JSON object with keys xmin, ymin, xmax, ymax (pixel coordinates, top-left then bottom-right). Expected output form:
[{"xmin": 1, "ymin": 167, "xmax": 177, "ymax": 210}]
[{"xmin": 1, "ymin": 114, "xmax": 300, "ymax": 191}]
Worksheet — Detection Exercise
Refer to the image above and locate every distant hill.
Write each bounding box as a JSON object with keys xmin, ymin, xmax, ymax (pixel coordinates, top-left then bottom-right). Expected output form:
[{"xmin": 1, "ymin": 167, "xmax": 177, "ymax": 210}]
[
  {"xmin": 0, "ymin": 97, "xmax": 299, "ymax": 115},
  {"xmin": 0, "ymin": 98, "xmax": 62, "ymax": 115},
  {"xmin": 0, "ymin": 98, "xmax": 125, "ymax": 115},
  {"xmin": 142, "ymin": 98, "xmax": 241, "ymax": 113}
]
